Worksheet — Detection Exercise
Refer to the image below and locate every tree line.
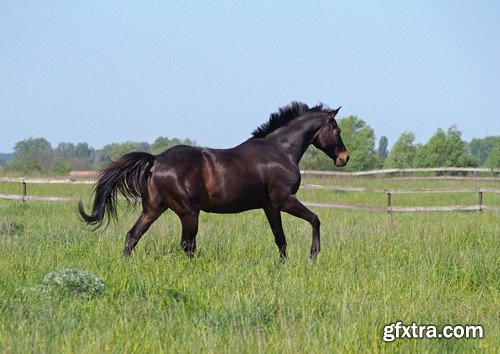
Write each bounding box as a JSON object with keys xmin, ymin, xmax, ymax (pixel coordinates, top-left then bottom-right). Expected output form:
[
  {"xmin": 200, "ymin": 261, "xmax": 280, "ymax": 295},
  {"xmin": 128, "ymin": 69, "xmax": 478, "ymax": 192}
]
[
  {"xmin": 300, "ymin": 116, "xmax": 499, "ymax": 171},
  {"xmin": 1, "ymin": 116, "xmax": 499, "ymax": 174},
  {"xmin": 1, "ymin": 137, "xmax": 197, "ymax": 174}
]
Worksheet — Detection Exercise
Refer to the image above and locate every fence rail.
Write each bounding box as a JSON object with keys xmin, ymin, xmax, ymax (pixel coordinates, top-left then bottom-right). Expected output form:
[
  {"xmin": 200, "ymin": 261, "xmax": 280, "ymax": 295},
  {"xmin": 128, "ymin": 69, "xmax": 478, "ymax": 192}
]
[
  {"xmin": 300, "ymin": 184, "xmax": 500, "ymax": 213},
  {"xmin": 0, "ymin": 193, "xmax": 73, "ymax": 202},
  {"xmin": 302, "ymin": 201, "xmax": 500, "ymax": 212},
  {"xmin": 1, "ymin": 166, "xmax": 499, "ymax": 183},
  {"xmin": 300, "ymin": 183, "xmax": 500, "ymax": 194},
  {"xmin": 300, "ymin": 167, "xmax": 500, "ymax": 177},
  {"xmin": 1, "ymin": 175, "xmax": 499, "ymax": 213},
  {"xmin": 0, "ymin": 177, "xmax": 94, "ymax": 185}
]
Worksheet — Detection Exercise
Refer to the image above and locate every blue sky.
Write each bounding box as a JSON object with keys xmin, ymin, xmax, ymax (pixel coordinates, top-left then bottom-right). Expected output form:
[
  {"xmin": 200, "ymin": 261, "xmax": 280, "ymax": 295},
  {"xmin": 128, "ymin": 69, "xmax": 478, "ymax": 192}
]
[{"xmin": 1, "ymin": 1, "xmax": 499, "ymax": 152}]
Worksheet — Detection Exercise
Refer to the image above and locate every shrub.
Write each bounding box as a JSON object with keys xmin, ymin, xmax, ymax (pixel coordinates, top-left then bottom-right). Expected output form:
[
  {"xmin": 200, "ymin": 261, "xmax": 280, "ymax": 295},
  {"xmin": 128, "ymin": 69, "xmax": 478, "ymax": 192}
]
[
  {"xmin": 52, "ymin": 159, "xmax": 72, "ymax": 174},
  {"xmin": 34, "ymin": 268, "xmax": 105, "ymax": 300}
]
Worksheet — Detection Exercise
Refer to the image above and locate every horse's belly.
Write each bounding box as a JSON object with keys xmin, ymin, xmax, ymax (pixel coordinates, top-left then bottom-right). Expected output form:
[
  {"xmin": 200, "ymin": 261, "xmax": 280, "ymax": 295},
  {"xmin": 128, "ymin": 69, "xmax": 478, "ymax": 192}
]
[
  {"xmin": 201, "ymin": 202, "xmax": 262, "ymax": 214},
  {"xmin": 200, "ymin": 150, "xmax": 269, "ymax": 213},
  {"xmin": 200, "ymin": 185, "xmax": 268, "ymax": 213}
]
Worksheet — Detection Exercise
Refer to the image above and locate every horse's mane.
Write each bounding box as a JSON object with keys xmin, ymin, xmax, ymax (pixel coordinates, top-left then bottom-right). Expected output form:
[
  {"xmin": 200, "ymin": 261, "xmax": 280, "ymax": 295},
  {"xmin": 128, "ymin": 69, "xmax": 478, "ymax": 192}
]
[{"xmin": 252, "ymin": 101, "xmax": 326, "ymax": 138}]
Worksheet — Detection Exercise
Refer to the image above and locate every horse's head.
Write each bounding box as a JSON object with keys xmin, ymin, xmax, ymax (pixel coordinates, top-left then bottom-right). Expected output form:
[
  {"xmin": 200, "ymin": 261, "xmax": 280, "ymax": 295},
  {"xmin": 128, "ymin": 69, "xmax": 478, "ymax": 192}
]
[{"xmin": 312, "ymin": 107, "xmax": 349, "ymax": 167}]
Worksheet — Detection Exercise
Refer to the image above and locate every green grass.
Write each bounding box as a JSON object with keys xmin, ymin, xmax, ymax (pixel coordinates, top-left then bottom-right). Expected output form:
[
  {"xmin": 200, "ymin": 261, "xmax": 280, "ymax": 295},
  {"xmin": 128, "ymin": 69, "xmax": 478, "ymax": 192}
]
[
  {"xmin": 0, "ymin": 181, "xmax": 93, "ymax": 197},
  {"xmin": 0, "ymin": 178, "xmax": 499, "ymax": 352}
]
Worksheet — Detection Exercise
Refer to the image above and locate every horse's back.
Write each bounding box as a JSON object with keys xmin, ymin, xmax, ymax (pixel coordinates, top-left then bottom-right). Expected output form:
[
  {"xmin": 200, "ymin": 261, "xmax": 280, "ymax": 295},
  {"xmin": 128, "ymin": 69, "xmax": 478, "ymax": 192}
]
[
  {"xmin": 154, "ymin": 145, "xmax": 204, "ymax": 176},
  {"xmin": 151, "ymin": 141, "xmax": 300, "ymax": 213}
]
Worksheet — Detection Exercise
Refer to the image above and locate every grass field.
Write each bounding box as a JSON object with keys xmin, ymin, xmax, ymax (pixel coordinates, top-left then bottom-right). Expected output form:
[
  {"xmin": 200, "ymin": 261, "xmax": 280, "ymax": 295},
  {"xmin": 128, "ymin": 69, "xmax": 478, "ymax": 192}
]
[{"xmin": 0, "ymin": 176, "xmax": 499, "ymax": 352}]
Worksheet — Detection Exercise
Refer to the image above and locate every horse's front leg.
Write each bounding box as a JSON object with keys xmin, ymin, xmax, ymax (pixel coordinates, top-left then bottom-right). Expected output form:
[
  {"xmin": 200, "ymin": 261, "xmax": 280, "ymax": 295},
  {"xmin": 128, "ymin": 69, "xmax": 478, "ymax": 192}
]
[
  {"xmin": 280, "ymin": 195, "xmax": 321, "ymax": 259},
  {"xmin": 264, "ymin": 207, "xmax": 287, "ymax": 260}
]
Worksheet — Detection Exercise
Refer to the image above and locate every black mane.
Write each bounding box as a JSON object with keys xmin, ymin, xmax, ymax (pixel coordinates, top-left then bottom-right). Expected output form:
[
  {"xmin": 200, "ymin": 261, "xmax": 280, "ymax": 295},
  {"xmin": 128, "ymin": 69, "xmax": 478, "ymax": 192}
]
[{"xmin": 252, "ymin": 101, "xmax": 327, "ymax": 138}]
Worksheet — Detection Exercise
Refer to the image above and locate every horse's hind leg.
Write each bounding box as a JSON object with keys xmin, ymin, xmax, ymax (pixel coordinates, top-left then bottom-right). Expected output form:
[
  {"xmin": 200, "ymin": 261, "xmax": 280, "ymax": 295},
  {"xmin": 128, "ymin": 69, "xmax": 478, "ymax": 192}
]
[
  {"xmin": 179, "ymin": 210, "xmax": 199, "ymax": 258},
  {"xmin": 123, "ymin": 208, "xmax": 166, "ymax": 255},
  {"xmin": 162, "ymin": 199, "xmax": 200, "ymax": 257}
]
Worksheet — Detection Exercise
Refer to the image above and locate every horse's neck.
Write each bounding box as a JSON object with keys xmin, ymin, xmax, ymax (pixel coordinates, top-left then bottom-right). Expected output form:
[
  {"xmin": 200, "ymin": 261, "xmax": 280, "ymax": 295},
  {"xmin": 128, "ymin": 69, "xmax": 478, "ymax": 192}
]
[{"xmin": 274, "ymin": 116, "xmax": 326, "ymax": 165}]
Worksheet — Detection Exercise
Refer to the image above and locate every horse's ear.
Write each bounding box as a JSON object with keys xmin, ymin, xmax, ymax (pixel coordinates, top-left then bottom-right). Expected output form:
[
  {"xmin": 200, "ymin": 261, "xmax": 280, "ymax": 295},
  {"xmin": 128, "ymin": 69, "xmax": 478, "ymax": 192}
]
[{"xmin": 329, "ymin": 106, "xmax": 341, "ymax": 121}]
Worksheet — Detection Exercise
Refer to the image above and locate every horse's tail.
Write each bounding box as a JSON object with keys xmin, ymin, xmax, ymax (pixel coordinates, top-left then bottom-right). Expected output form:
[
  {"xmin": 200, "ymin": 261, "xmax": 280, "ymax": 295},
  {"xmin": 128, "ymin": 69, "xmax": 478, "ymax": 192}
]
[{"xmin": 78, "ymin": 152, "xmax": 156, "ymax": 228}]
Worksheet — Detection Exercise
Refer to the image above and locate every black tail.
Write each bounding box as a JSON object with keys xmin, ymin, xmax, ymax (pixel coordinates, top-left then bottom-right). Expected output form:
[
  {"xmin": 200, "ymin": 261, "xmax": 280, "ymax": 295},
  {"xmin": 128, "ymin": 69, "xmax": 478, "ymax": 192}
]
[{"xmin": 78, "ymin": 152, "xmax": 156, "ymax": 228}]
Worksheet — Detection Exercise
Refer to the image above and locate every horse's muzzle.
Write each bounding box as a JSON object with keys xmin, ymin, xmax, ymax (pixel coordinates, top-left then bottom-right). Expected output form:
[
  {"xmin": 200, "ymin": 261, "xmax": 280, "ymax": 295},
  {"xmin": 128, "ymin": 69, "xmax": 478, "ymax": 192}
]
[{"xmin": 335, "ymin": 152, "xmax": 349, "ymax": 167}]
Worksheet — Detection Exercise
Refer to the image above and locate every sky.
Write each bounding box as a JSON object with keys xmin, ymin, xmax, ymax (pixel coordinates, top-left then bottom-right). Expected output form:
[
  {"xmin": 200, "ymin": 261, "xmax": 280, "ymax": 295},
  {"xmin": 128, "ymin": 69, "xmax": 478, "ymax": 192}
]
[{"xmin": 1, "ymin": 1, "xmax": 499, "ymax": 153}]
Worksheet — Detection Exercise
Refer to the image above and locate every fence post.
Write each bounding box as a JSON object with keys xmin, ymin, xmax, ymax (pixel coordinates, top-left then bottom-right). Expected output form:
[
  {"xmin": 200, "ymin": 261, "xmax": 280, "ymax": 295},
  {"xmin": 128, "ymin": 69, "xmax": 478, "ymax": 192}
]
[
  {"xmin": 478, "ymin": 190, "xmax": 483, "ymax": 212},
  {"xmin": 386, "ymin": 191, "xmax": 393, "ymax": 222},
  {"xmin": 22, "ymin": 179, "xmax": 27, "ymax": 202}
]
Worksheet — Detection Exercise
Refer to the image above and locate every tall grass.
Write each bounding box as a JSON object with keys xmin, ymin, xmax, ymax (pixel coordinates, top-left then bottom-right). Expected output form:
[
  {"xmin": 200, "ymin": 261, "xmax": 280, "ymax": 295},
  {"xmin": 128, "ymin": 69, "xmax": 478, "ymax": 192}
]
[{"xmin": 0, "ymin": 178, "xmax": 498, "ymax": 352}]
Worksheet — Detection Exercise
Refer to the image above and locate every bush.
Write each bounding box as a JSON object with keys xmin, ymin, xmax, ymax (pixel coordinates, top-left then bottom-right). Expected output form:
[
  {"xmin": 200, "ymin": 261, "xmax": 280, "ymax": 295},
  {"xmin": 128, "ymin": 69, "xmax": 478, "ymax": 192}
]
[
  {"xmin": 52, "ymin": 159, "xmax": 72, "ymax": 174},
  {"xmin": 33, "ymin": 268, "xmax": 105, "ymax": 300},
  {"xmin": 5, "ymin": 157, "xmax": 42, "ymax": 173}
]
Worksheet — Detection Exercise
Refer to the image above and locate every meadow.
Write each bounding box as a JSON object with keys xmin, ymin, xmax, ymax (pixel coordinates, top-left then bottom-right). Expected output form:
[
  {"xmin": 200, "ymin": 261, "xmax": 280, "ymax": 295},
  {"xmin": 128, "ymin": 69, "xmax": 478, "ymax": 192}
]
[{"xmin": 0, "ymin": 176, "xmax": 498, "ymax": 352}]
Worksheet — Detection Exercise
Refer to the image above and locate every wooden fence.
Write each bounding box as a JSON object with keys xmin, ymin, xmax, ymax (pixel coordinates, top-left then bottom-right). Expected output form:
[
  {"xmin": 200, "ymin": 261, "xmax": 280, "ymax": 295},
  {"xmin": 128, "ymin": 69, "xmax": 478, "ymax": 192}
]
[
  {"xmin": 300, "ymin": 184, "xmax": 500, "ymax": 213},
  {"xmin": 1, "ymin": 175, "xmax": 499, "ymax": 213},
  {"xmin": 300, "ymin": 167, "xmax": 500, "ymax": 178}
]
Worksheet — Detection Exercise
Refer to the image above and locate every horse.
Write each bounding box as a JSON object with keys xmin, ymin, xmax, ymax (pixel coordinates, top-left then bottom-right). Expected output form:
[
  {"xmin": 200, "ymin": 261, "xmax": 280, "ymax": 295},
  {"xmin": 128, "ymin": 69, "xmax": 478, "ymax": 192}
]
[{"xmin": 78, "ymin": 102, "xmax": 349, "ymax": 259}]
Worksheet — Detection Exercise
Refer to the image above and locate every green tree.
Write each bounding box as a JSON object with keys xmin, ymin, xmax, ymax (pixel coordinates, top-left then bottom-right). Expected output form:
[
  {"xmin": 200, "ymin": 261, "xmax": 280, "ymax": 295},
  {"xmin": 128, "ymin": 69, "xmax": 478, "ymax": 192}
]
[
  {"xmin": 377, "ymin": 136, "xmax": 388, "ymax": 160},
  {"xmin": 300, "ymin": 147, "xmax": 329, "ymax": 170},
  {"xmin": 74, "ymin": 142, "xmax": 94, "ymax": 159},
  {"xmin": 55, "ymin": 142, "xmax": 96, "ymax": 171},
  {"xmin": 469, "ymin": 136, "xmax": 500, "ymax": 166},
  {"xmin": 415, "ymin": 126, "xmax": 477, "ymax": 167},
  {"xmin": 5, "ymin": 158, "xmax": 43, "ymax": 173},
  {"xmin": 484, "ymin": 141, "xmax": 500, "ymax": 168},
  {"xmin": 335, "ymin": 115, "xmax": 382, "ymax": 171},
  {"xmin": 52, "ymin": 159, "xmax": 72, "ymax": 174},
  {"xmin": 150, "ymin": 137, "xmax": 198, "ymax": 155},
  {"xmin": 96, "ymin": 137, "xmax": 197, "ymax": 168},
  {"xmin": 150, "ymin": 137, "xmax": 172, "ymax": 155},
  {"xmin": 0, "ymin": 153, "xmax": 12, "ymax": 167},
  {"xmin": 96, "ymin": 141, "xmax": 150, "ymax": 166},
  {"xmin": 384, "ymin": 132, "xmax": 419, "ymax": 168},
  {"xmin": 300, "ymin": 115, "xmax": 381, "ymax": 171},
  {"xmin": 13, "ymin": 137, "xmax": 52, "ymax": 156},
  {"xmin": 6, "ymin": 137, "xmax": 54, "ymax": 173},
  {"xmin": 55, "ymin": 142, "xmax": 76, "ymax": 159}
]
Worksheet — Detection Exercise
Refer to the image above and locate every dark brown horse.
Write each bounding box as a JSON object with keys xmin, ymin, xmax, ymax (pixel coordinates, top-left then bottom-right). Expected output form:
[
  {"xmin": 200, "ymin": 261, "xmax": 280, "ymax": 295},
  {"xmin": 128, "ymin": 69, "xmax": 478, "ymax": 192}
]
[{"xmin": 78, "ymin": 102, "xmax": 349, "ymax": 259}]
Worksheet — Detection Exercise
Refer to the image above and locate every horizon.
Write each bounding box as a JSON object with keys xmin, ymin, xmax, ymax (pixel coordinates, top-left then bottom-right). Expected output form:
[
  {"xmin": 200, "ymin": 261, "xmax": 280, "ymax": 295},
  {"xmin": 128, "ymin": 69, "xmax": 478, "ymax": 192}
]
[
  {"xmin": 1, "ymin": 1, "xmax": 499, "ymax": 153},
  {"xmin": 0, "ymin": 116, "xmax": 497, "ymax": 154}
]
